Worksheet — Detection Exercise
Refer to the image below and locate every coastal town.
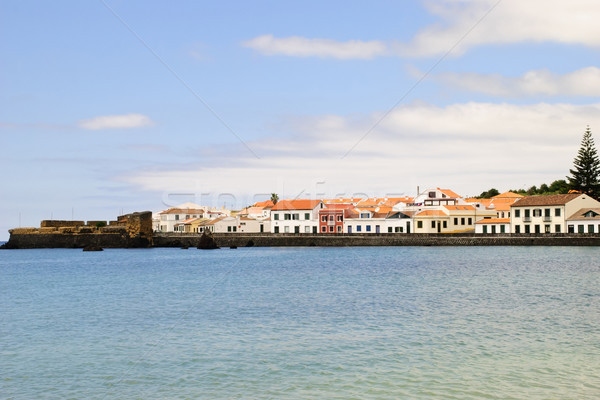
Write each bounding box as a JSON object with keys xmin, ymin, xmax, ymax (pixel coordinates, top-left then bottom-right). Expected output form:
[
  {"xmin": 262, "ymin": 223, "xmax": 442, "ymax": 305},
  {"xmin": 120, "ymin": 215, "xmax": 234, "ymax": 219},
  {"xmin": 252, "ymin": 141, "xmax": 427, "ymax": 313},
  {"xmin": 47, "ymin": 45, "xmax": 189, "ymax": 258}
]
[{"xmin": 155, "ymin": 188, "xmax": 600, "ymax": 236}]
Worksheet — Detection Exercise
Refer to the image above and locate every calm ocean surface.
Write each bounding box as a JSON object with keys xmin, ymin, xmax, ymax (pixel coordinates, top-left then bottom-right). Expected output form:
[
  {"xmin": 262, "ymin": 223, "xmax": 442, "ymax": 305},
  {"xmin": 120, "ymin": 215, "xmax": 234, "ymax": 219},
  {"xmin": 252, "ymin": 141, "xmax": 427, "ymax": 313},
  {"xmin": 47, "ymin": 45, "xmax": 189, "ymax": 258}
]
[{"xmin": 1, "ymin": 246, "xmax": 599, "ymax": 399}]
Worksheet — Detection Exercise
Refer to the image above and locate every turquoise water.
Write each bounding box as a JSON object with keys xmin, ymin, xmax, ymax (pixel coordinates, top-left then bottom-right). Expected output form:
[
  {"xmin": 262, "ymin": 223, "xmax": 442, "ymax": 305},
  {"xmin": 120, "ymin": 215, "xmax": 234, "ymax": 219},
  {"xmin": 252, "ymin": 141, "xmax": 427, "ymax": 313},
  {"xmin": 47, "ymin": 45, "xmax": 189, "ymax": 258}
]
[{"xmin": 1, "ymin": 246, "xmax": 599, "ymax": 399}]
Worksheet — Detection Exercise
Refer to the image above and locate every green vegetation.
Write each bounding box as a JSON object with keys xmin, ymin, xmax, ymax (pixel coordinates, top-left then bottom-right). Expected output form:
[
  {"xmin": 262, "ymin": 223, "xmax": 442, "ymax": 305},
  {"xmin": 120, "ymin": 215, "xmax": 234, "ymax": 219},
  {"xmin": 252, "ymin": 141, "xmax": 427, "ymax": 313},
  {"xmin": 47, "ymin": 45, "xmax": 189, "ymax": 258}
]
[
  {"xmin": 478, "ymin": 188, "xmax": 500, "ymax": 198},
  {"xmin": 567, "ymin": 125, "xmax": 600, "ymax": 197},
  {"xmin": 95, "ymin": 221, "xmax": 107, "ymax": 228},
  {"xmin": 270, "ymin": 193, "xmax": 279, "ymax": 205},
  {"xmin": 508, "ymin": 180, "xmax": 570, "ymax": 196}
]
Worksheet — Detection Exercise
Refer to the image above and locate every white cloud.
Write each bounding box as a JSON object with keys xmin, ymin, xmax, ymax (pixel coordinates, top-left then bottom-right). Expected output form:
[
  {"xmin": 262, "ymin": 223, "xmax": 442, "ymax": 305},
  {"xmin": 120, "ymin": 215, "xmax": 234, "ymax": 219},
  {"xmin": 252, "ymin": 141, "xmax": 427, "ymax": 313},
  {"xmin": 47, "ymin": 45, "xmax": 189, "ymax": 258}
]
[
  {"xmin": 78, "ymin": 113, "xmax": 155, "ymax": 130},
  {"xmin": 400, "ymin": 0, "xmax": 600, "ymax": 57},
  {"xmin": 242, "ymin": 34, "xmax": 388, "ymax": 60},
  {"xmin": 123, "ymin": 102, "xmax": 600, "ymax": 199},
  {"xmin": 244, "ymin": 2, "xmax": 600, "ymax": 60},
  {"xmin": 433, "ymin": 67, "xmax": 600, "ymax": 97}
]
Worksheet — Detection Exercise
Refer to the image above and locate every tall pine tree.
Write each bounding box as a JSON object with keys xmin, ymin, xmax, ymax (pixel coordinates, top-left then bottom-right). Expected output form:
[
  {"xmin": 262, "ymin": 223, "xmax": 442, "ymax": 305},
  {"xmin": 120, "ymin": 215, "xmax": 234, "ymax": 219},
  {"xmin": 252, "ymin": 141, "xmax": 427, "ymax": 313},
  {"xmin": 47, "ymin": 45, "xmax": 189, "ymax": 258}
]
[{"xmin": 567, "ymin": 126, "xmax": 600, "ymax": 197}]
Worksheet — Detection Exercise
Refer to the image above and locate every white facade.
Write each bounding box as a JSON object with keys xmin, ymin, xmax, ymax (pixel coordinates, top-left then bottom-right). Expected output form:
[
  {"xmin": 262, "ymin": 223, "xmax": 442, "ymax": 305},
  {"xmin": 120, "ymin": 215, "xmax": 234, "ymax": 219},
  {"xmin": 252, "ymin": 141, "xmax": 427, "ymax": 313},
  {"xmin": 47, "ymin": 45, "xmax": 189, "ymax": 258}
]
[
  {"xmin": 511, "ymin": 194, "xmax": 600, "ymax": 234},
  {"xmin": 566, "ymin": 208, "xmax": 600, "ymax": 233},
  {"xmin": 475, "ymin": 218, "xmax": 511, "ymax": 234},
  {"xmin": 270, "ymin": 200, "xmax": 324, "ymax": 234}
]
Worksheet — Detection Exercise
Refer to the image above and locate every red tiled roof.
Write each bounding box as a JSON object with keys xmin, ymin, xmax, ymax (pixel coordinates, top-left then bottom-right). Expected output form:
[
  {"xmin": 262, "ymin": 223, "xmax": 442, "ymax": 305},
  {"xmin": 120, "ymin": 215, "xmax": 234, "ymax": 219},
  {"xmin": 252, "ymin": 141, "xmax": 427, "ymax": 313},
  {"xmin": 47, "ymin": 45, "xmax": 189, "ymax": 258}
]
[
  {"xmin": 253, "ymin": 200, "xmax": 275, "ymax": 208},
  {"xmin": 444, "ymin": 205, "xmax": 475, "ymax": 211},
  {"xmin": 475, "ymin": 218, "xmax": 510, "ymax": 224},
  {"xmin": 416, "ymin": 210, "xmax": 447, "ymax": 217},
  {"xmin": 271, "ymin": 199, "xmax": 322, "ymax": 211},
  {"xmin": 492, "ymin": 191, "xmax": 524, "ymax": 199},
  {"xmin": 438, "ymin": 188, "xmax": 461, "ymax": 198},
  {"xmin": 511, "ymin": 194, "xmax": 584, "ymax": 207}
]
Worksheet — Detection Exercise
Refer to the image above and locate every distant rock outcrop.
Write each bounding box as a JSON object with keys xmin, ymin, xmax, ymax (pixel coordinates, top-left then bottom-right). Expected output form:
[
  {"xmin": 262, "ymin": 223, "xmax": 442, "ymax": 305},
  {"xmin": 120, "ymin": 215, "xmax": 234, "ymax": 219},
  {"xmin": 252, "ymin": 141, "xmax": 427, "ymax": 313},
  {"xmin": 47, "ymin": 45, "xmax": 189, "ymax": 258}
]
[{"xmin": 197, "ymin": 230, "xmax": 219, "ymax": 249}]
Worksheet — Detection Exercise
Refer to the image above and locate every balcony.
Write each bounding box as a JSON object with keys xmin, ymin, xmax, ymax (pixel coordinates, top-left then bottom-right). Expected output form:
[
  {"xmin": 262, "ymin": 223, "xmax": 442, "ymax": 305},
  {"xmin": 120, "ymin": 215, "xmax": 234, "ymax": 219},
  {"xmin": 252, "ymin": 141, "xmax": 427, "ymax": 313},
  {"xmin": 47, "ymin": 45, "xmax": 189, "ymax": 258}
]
[
  {"xmin": 523, "ymin": 216, "xmax": 531, "ymax": 222},
  {"xmin": 543, "ymin": 216, "xmax": 552, "ymax": 222}
]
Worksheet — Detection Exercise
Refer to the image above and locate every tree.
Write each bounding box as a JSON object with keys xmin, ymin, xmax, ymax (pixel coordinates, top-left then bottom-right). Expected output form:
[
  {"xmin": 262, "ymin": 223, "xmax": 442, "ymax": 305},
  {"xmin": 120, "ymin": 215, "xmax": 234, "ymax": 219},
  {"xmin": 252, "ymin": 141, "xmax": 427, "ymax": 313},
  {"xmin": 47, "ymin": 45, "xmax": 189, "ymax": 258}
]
[
  {"xmin": 270, "ymin": 193, "xmax": 279, "ymax": 205},
  {"xmin": 549, "ymin": 179, "xmax": 569, "ymax": 194},
  {"xmin": 479, "ymin": 188, "xmax": 499, "ymax": 198},
  {"xmin": 567, "ymin": 126, "xmax": 600, "ymax": 197}
]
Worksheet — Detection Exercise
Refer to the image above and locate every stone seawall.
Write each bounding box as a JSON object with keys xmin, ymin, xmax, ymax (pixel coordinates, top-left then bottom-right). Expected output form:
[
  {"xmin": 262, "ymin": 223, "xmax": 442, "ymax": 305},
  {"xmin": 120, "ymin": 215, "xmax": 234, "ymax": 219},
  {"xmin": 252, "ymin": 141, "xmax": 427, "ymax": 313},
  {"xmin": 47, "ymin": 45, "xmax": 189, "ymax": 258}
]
[
  {"xmin": 2, "ymin": 232, "xmax": 151, "ymax": 249},
  {"xmin": 153, "ymin": 233, "xmax": 600, "ymax": 248}
]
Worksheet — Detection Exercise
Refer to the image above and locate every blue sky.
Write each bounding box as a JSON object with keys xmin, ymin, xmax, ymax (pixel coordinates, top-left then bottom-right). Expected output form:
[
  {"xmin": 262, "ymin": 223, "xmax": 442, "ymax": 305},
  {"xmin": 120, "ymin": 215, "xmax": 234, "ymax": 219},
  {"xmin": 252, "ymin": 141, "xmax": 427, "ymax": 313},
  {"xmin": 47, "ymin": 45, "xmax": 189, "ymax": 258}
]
[{"xmin": 2, "ymin": 0, "xmax": 600, "ymax": 239}]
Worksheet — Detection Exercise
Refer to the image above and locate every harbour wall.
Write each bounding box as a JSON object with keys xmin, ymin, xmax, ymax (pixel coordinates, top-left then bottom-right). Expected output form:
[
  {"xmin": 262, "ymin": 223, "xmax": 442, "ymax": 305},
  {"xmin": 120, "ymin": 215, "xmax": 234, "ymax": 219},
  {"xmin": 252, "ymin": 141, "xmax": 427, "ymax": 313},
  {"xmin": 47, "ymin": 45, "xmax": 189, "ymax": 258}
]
[{"xmin": 154, "ymin": 233, "xmax": 600, "ymax": 248}]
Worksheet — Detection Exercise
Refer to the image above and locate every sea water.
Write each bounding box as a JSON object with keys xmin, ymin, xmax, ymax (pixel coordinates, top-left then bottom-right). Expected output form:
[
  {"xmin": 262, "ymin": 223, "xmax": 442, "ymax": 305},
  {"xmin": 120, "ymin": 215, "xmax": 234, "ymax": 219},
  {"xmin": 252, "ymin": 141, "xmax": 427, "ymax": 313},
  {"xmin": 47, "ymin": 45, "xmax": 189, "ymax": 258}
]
[{"xmin": 1, "ymin": 246, "xmax": 599, "ymax": 399}]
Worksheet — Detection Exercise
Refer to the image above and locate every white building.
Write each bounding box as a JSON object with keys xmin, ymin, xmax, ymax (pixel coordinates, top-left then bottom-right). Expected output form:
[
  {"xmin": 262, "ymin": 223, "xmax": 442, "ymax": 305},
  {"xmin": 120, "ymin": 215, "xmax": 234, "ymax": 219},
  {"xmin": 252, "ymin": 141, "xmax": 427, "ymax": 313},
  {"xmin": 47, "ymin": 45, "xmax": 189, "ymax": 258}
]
[
  {"xmin": 566, "ymin": 208, "xmax": 600, "ymax": 233},
  {"xmin": 475, "ymin": 218, "xmax": 511, "ymax": 234},
  {"xmin": 510, "ymin": 194, "xmax": 600, "ymax": 234},
  {"xmin": 270, "ymin": 200, "xmax": 324, "ymax": 234}
]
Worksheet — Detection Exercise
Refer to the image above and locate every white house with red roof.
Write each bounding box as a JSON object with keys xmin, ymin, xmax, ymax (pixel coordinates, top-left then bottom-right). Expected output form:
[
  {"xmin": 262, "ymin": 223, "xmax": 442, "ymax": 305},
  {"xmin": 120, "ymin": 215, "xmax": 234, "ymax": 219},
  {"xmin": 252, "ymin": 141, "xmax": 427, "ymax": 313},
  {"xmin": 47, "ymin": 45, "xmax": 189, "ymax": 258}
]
[{"xmin": 270, "ymin": 199, "xmax": 324, "ymax": 233}]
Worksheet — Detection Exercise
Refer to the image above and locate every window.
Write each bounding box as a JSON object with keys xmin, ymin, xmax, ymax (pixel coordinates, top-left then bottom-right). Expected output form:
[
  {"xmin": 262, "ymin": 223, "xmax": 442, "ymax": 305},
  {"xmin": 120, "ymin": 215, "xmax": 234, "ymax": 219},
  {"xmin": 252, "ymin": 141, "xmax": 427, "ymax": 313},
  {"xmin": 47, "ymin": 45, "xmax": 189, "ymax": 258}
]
[
  {"xmin": 361, "ymin": 213, "xmax": 370, "ymax": 219},
  {"xmin": 443, "ymin": 221, "xmax": 447, "ymax": 228},
  {"xmin": 274, "ymin": 214, "xmax": 279, "ymax": 220},
  {"xmin": 515, "ymin": 209, "xmax": 521, "ymax": 218},
  {"xmin": 397, "ymin": 227, "xmax": 403, "ymax": 233},
  {"xmin": 186, "ymin": 215, "xmax": 190, "ymax": 220},
  {"xmin": 417, "ymin": 221, "xmax": 423, "ymax": 229},
  {"xmin": 454, "ymin": 217, "xmax": 458, "ymax": 225},
  {"xmin": 305, "ymin": 226, "xmax": 311, "ymax": 233},
  {"xmin": 555, "ymin": 224, "xmax": 561, "ymax": 233},
  {"xmin": 227, "ymin": 226, "xmax": 231, "ymax": 232},
  {"xmin": 357, "ymin": 225, "xmax": 362, "ymax": 232},
  {"xmin": 545, "ymin": 225, "xmax": 550, "ymax": 233},
  {"xmin": 533, "ymin": 209, "xmax": 542, "ymax": 217},
  {"xmin": 284, "ymin": 226, "xmax": 290, "ymax": 233},
  {"xmin": 366, "ymin": 225, "xmax": 371, "ymax": 232},
  {"xmin": 337, "ymin": 215, "xmax": 343, "ymax": 222},
  {"xmin": 293, "ymin": 214, "xmax": 299, "ymax": 220},
  {"xmin": 578, "ymin": 225, "xmax": 585, "ymax": 234},
  {"xmin": 555, "ymin": 208, "xmax": 561, "ymax": 217},
  {"xmin": 545, "ymin": 209, "xmax": 551, "ymax": 217},
  {"xmin": 524, "ymin": 209, "xmax": 530, "ymax": 218},
  {"xmin": 461, "ymin": 218, "xmax": 465, "ymax": 225},
  {"xmin": 588, "ymin": 224, "xmax": 594, "ymax": 233},
  {"xmin": 329, "ymin": 226, "xmax": 334, "ymax": 232},
  {"xmin": 321, "ymin": 216, "xmax": 327, "ymax": 222},
  {"xmin": 284, "ymin": 214, "xmax": 291, "ymax": 220},
  {"xmin": 429, "ymin": 191, "xmax": 436, "ymax": 198},
  {"xmin": 175, "ymin": 215, "xmax": 179, "ymax": 220},
  {"xmin": 515, "ymin": 225, "xmax": 521, "ymax": 233},
  {"xmin": 568, "ymin": 225, "xmax": 574, "ymax": 233},
  {"xmin": 388, "ymin": 227, "xmax": 393, "ymax": 233},
  {"xmin": 305, "ymin": 213, "xmax": 310, "ymax": 220},
  {"xmin": 431, "ymin": 221, "xmax": 436, "ymax": 228},
  {"xmin": 329, "ymin": 215, "xmax": 334, "ymax": 221},
  {"xmin": 337, "ymin": 226, "xmax": 342, "ymax": 232},
  {"xmin": 274, "ymin": 226, "xmax": 279, "ymax": 233},
  {"xmin": 322, "ymin": 226, "xmax": 327, "ymax": 233},
  {"xmin": 468, "ymin": 218, "xmax": 472, "ymax": 225}
]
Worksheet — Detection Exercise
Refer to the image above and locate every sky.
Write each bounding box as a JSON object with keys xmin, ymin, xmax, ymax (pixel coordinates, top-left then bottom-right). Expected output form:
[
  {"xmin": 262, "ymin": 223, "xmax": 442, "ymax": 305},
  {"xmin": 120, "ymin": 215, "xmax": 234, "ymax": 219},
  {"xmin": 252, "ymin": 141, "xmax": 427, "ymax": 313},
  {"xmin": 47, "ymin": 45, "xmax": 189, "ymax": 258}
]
[{"xmin": 2, "ymin": 0, "xmax": 600, "ymax": 239}]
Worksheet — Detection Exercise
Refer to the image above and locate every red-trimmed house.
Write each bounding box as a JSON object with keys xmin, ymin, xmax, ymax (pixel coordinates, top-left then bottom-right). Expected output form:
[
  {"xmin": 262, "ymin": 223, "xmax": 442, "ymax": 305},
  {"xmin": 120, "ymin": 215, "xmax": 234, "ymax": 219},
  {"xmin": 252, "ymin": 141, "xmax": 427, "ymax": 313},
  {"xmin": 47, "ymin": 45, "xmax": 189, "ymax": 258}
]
[{"xmin": 319, "ymin": 204, "xmax": 354, "ymax": 234}]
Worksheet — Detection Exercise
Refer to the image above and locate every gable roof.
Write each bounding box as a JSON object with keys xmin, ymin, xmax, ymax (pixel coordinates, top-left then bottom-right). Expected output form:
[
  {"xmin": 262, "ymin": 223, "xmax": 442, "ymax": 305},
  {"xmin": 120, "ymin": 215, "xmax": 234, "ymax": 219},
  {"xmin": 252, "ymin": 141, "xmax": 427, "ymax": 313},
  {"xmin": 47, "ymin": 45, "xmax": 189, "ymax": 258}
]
[
  {"xmin": 253, "ymin": 200, "xmax": 275, "ymax": 208},
  {"xmin": 492, "ymin": 191, "xmax": 524, "ymax": 199},
  {"xmin": 271, "ymin": 199, "xmax": 322, "ymax": 211},
  {"xmin": 567, "ymin": 208, "xmax": 600, "ymax": 221},
  {"xmin": 511, "ymin": 194, "xmax": 583, "ymax": 207},
  {"xmin": 416, "ymin": 210, "xmax": 447, "ymax": 217},
  {"xmin": 443, "ymin": 205, "xmax": 475, "ymax": 211},
  {"xmin": 475, "ymin": 218, "xmax": 510, "ymax": 224},
  {"xmin": 438, "ymin": 188, "xmax": 461, "ymax": 198},
  {"xmin": 159, "ymin": 208, "xmax": 205, "ymax": 215}
]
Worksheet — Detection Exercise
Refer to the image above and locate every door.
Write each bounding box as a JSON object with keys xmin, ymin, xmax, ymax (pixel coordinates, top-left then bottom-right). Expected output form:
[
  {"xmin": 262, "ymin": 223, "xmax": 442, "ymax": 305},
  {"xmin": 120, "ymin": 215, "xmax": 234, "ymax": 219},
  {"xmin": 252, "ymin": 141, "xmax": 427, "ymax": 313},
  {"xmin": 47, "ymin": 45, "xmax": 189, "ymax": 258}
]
[
  {"xmin": 406, "ymin": 222, "xmax": 410, "ymax": 234},
  {"xmin": 376, "ymin": 225, "xmax": 380, "ymax": 233},
  {"xmin": 348, "ymin": 226, "xmax": 352, "ymax": 234},
  {"xmin": 437, "ymin": 221, "xmax": 441, "ymax": 233},
  {"xmin": 294, "ymin": 226, "xmax": 300, "ymax": 234},
  {"xmin": 260, "ymin": 224, "xmax": 264, "ymax": 233}
]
